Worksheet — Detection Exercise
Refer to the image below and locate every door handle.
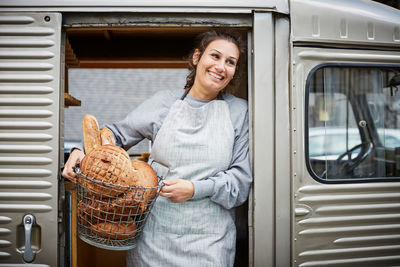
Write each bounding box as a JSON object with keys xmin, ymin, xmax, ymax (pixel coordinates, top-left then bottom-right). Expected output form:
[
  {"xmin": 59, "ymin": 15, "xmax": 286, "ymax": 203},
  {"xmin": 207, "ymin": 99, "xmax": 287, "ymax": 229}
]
[{"xmin": 23, "ymin": 214, "xmax": 35, "ymax": 263}]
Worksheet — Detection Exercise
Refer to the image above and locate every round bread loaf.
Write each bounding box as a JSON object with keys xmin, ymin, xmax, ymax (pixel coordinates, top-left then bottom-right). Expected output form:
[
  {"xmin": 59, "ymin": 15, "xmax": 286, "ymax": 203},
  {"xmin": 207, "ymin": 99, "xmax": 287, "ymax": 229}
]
[
  {"xmin": 115, "ymin": 160, "xmax": 158, "ymax": 213},
  {"xmin": 90, "ymin": 221, "xmax": 136, "ymax": 240},
  {"xmin": 78, "ymin": 201, "xmax": 91, "ymax": 226},
  {"xmin": 79, "ymin": 196, "xmax": 140, "ymax": 222},
  {"xmin": 80, "ymin": 144, "xmax": 136, "ymax": 196}
]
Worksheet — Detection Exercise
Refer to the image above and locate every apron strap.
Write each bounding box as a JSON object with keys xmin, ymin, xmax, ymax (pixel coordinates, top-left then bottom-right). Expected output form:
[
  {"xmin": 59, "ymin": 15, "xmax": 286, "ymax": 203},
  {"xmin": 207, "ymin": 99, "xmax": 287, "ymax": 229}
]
[
  {"xmin": 181, "ymin": 88, "xmax": 224, "ymax": 100},
  {"xmin": 180, "ymin": 88, "xmax": 190, "ymax": 100}
]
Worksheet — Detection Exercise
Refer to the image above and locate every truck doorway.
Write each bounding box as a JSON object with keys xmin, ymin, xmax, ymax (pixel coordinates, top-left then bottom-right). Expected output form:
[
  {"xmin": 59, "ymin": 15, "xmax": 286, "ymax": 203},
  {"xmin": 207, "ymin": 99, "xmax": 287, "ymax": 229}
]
[{"xmin": 62, "ymin": 25, "xmax": 249, "ymax": 267}]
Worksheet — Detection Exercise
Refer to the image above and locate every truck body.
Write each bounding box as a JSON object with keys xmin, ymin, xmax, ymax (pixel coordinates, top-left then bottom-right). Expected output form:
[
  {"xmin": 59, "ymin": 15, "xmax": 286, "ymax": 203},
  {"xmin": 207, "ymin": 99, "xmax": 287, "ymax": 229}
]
[{"xmin": 0, "ymin": 0, "xmax": 399, "ymax": 266}]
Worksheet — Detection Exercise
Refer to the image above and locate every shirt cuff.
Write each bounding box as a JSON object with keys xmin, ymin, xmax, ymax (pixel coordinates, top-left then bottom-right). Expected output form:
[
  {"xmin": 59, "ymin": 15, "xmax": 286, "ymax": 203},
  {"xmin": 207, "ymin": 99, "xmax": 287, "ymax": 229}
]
[{"xmin": 192, "ymin": 180, "xmax": 215, "ymax": 199}]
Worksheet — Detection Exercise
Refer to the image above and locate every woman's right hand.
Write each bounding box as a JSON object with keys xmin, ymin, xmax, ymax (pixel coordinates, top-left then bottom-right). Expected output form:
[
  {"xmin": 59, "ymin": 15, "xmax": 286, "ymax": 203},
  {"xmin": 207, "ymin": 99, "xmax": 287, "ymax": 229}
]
[{"xmin": 62, "ymin": 148, "xmax": 85, "ymax": 183}]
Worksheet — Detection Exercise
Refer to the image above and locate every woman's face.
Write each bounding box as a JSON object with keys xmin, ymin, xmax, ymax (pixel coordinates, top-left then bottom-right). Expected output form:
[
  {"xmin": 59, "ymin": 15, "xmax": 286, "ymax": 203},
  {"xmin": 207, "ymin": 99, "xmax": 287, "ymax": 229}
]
[{"xmin": 192, "ymin": 39, "xmax": 239, "ymax": 97}]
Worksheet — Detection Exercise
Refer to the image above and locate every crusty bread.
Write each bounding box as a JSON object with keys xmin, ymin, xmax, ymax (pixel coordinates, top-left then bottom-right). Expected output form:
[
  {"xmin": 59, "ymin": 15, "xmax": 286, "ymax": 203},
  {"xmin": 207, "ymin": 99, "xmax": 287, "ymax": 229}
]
[
  {"xmin": 80, "ymin": 144, "xmax": 135, "ymax": 196},
  {"xmin": 117, "ymin": 160, "xmax": 158, "ymax": 213},
  {"xmin": 79, "ymin": 198, "xmax": 139, "ymax": 222},
  {"xmin": 79, "ymin": 201, "xmax": 137, "ymax": 240},
  {"xmin": 82, "ymin": 114, "xmax": 101, "ymax": 154},
  {"xmin": 100, "ymin": 128, "xmax": 115, "ymax": 146},
  {"xmin": 90, "ymin": 221, "xmax": 136, "ymax": 240},
  {"xmin": 131, "ymin": 160, "xmax": 158, "ymax": 187}
]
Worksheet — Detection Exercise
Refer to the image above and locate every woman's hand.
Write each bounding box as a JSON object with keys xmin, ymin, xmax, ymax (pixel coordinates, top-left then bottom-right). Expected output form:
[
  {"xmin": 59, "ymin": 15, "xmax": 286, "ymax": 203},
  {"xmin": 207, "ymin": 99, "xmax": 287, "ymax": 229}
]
[
  {"xmin": 159, "ymin": 179, "xmax": 194, "ymax": 203},
  {"xmin": 62, "ymin": 149, "xmax": 85, "ymax": 183}
]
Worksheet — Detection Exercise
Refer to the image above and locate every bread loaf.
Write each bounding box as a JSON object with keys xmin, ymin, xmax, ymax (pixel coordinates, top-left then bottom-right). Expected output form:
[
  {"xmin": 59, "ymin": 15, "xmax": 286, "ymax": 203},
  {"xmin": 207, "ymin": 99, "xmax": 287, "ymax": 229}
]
[
  {"xmin": 82, "ymin": 114, "xmax": 101, "ymax": 154},
  {"xmin": 116, "ymin": 160, "xmax": 158, "ymax": 213},
  {"xmin": 90, "ymin": 221, "xmax": 136, "ymax": 240},
  {"xmin": 79, "ymin": 198, "xmax": 138, "ymax": 222},
  {"xmin": 80, "ymin": 144, "xmax": 136, "ymax": 196},
  {"xmin": 131, "ymin": 160, "xmax": 158, "ymax": 188},
  {"xmin": 100, "ymin": 128, "xmax": 115, "ymax": 146},
  {"xmin": 79, "ymin": 200, "xmax": 137, "ymax": 240},
  {"xmin": 78, "ymin": 201, "xmax": 91, "ymax": 226}
]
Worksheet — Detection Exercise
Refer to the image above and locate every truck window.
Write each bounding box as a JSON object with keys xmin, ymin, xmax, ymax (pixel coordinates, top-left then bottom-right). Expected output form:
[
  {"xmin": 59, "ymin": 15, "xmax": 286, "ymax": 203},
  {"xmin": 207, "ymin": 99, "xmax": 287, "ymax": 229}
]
[{"xmin": 307, "ymin": 66, "xmax": 400, "ymax": 181}]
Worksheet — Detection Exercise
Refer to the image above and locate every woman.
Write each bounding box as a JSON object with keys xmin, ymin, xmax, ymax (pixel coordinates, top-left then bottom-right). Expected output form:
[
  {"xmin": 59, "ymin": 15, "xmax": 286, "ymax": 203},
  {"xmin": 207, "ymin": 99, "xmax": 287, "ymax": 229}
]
[{"xmin": 63, "ymin": 31, "xmax": 252, "ymax": 266}]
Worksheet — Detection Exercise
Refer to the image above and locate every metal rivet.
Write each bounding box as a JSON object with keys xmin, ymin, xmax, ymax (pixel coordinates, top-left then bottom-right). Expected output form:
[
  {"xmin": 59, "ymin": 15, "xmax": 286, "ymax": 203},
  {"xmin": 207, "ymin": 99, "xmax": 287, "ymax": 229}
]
[
  {"xmin": 359, "ymin": 120, "xmax": 367, "ymax": 127},
  {"xmin": 44, "ymin": 16, "xmax": 51, "ymax": 22},
  {"xmin": 294, "ymin": 150, "xmax": 297, "ymax": 154}
]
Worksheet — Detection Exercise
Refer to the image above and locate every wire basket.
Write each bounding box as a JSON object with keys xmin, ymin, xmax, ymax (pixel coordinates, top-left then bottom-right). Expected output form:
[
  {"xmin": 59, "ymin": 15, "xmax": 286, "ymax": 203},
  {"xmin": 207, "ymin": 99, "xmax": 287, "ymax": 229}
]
[{"xmin": 75, "ymin": 167, "xmax": 162, "ymax": 250}]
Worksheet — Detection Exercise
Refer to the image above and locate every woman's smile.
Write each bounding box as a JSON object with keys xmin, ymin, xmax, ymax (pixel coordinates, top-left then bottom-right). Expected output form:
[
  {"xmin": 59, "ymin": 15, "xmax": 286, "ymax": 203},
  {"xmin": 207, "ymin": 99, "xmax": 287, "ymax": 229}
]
[{"xmin": 208, "ymin": 71, "xmax": 224, "ymax": 81}]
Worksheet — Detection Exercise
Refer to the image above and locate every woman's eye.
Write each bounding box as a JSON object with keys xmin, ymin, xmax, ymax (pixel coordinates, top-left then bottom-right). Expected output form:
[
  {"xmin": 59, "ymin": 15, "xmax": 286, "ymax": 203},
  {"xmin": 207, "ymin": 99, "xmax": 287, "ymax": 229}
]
[
  {"xmin": 211, "ymin": 54, "xmax": 219, "ymax": 59},
  {"xmin": 227, "ymin": 60, "xmax": 236, "ymax": 66}
]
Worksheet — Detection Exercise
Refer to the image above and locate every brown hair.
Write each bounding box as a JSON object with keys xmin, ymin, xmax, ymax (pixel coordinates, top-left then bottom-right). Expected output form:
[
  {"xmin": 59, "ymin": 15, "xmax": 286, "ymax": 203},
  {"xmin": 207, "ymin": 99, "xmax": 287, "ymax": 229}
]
[{"xmin": 184, "ymin": 30, "xmax": 246, "ymax": 94}]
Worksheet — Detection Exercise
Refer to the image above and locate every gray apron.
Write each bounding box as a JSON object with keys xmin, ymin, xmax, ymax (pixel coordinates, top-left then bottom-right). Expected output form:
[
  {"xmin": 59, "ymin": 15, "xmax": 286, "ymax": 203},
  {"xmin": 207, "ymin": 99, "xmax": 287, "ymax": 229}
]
[{"xmin": 127, "ymin": 90, "xmax": 235, "ymax": 267}]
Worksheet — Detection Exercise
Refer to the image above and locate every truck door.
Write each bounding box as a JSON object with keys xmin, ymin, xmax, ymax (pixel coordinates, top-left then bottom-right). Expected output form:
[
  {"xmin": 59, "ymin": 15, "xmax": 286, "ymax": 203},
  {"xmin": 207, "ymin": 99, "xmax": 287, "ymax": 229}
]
[
  {"xmin": 293, "ymin": 47, "xmax": 400, "ymax": 266},
  {"xmin": 0, "ymin": 13, "xmax": 61, "ymax": 266}
]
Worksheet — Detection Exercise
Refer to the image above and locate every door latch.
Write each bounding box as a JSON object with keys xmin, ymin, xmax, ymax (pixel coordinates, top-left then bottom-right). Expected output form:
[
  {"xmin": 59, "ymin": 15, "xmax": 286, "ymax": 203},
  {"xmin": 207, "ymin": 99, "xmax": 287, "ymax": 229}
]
[{"xmin": 23, "ymin": 214, "xmax": 35, "ymax": 263}]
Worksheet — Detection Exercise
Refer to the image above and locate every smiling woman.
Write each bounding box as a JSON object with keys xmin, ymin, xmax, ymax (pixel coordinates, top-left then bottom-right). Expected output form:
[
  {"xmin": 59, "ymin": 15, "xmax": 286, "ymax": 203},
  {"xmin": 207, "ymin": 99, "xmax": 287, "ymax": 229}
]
[
  {"xmin": 124, "ymin": 31, "xmax": 252, "ymax": 267},
  {"xmin": 62, "ymin": 30, "xmax": 252, "ymax": 267}
]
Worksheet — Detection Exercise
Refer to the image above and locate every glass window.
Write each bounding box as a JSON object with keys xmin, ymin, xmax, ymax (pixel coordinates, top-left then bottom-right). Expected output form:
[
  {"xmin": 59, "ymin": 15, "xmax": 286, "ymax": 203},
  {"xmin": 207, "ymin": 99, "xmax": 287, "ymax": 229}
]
[{"xmin": 307, "ymin": 66, "xmax": 400, "ymax": 181}]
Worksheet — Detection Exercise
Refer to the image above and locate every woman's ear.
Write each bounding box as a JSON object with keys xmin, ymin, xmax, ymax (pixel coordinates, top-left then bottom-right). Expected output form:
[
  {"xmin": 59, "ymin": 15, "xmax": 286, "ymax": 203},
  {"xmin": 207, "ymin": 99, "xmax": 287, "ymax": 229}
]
[{"xmin": 192, "ymin": 49, "xmax": 201, "ymax": 65}]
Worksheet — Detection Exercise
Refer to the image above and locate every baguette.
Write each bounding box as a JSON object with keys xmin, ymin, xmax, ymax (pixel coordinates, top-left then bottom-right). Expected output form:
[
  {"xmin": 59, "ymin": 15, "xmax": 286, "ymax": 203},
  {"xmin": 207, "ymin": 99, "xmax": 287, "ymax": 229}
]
[
  {"xmin": 100, "ymin": 127, "xmax": 115, "ymax": 146},
  {"xmin": 82, "ymin": 114, "xmax": 101, "ymax": 154}
]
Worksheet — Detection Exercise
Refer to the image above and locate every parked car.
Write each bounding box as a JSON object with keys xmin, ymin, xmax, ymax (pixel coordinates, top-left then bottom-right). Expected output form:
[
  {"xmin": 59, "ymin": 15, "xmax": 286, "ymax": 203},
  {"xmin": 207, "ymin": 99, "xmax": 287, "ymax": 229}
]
[{"xmin": 309, "ymin": 127, "xmax": 400, "ymax": 160}]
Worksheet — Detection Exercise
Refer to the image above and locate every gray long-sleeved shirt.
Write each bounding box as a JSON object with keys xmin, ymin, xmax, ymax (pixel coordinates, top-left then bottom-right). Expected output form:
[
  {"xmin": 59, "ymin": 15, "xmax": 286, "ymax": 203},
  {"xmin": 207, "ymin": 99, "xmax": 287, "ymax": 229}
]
[{"xmin": 106, "ymin": 89, "xmax": 252, "ymax": 209}]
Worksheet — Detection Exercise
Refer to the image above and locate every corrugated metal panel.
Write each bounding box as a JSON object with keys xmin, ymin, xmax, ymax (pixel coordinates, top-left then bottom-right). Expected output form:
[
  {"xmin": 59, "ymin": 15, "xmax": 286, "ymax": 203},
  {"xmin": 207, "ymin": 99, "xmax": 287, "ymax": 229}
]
[
  {"xmin": 295, "ymin": 183, "xmax": 400, "ymax": 266},
  {"xmin": 0, "ymin": 13, "xmax": 60, "ymax": 266},
  {"xmin": 291, "ymin": 0, "xmax": 400, "ymax": 47}
]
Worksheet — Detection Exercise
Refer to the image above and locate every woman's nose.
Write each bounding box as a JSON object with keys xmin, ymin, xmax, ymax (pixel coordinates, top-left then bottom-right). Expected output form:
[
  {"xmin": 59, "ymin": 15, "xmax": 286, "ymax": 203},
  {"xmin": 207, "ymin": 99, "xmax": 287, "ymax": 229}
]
[{"xmin": 215, "ymin": 60, "xmax": 225, "ymax": 72}]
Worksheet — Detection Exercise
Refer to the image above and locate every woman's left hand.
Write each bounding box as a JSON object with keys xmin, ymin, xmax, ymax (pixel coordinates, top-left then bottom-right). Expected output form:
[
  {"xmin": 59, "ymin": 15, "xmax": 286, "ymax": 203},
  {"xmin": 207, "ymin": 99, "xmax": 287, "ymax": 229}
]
[{"xmin": 159, "ymin": 179, "xmax": 194, "ymax": 203}]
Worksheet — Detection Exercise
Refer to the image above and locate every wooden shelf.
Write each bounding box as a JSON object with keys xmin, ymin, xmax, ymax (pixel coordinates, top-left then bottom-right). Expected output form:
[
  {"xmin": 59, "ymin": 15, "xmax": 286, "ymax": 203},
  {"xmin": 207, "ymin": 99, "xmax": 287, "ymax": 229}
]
[{"xmin": 64, "ymin": 93, "xmax": 81, "ymax": 107}]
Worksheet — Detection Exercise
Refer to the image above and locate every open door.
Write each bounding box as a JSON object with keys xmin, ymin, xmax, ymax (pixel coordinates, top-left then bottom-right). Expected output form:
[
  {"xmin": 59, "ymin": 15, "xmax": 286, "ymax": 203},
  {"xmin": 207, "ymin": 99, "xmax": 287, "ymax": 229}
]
[
  {"xmin": 61, "ymin": 13, "xmax": 251, "ymax": 267},
  {"xmin": 0, "ymin": 13, "xmax": 61, "ymax": 266},
  {"xmin": 292, "ymin": 47, "xmax": 400, "ymax": 266}
]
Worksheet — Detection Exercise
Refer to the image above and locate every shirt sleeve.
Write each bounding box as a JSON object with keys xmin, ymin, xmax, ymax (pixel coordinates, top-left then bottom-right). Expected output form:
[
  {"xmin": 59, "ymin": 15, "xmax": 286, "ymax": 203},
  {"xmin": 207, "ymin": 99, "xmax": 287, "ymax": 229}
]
[
  {"xmin": 105, "ymin": 90, "xmax": 174, "ymax": 151},
  {"xmin": 191, "ymin": 102, "xmax": 252, "ymax": 209}
]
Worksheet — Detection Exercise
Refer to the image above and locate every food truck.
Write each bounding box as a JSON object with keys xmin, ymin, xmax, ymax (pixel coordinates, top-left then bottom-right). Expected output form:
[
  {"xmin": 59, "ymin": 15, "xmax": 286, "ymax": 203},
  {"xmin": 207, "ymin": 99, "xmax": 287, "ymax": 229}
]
[{"xmin": 0, "ymin": 0, "xmax": 399, "ymax": 266}]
